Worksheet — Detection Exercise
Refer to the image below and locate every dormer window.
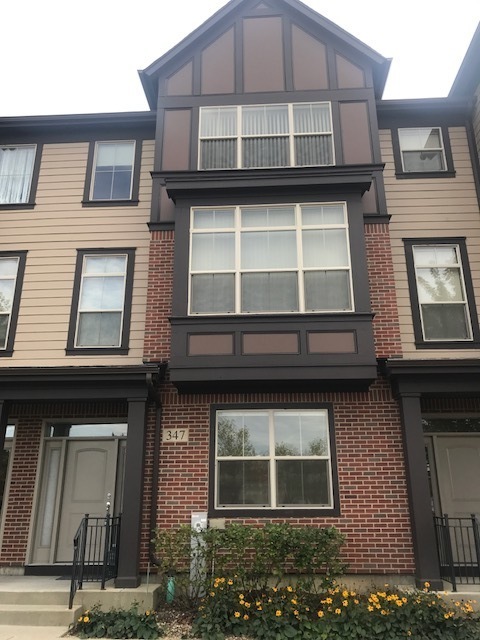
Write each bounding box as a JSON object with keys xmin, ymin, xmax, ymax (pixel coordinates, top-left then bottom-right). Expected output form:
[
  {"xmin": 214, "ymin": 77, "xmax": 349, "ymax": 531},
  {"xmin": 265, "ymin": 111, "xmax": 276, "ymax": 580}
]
[{"xmin": 199, "ymin": 103, "xmax": 334, "ymax": 170}]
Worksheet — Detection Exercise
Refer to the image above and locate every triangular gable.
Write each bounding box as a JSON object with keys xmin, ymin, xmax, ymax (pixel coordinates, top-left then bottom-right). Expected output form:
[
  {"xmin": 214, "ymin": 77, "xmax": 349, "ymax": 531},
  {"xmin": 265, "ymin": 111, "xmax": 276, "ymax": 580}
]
[{"xmin": 139, "ymin": 0, "xmax": 390, "ymax": 106}]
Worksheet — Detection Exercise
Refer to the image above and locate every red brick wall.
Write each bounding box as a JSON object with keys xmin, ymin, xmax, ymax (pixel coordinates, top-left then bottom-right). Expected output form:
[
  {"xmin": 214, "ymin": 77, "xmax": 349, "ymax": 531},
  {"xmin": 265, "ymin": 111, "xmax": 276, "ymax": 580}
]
[
  {"xmin": 150, "ymin": 380, "xmax": 415, "ymax": 576},
  {"xmin": 365, "ymin": 223, "xmax": 403, "ymax": 359},
  {"xmin": 0, "ymin": 402, "xmax": 127, "ymax": 566}
]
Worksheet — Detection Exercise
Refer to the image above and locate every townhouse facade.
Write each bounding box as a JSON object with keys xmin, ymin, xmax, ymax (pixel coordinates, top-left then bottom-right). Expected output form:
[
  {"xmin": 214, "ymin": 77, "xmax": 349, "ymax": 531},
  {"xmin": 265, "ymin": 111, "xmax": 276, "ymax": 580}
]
[{"xmin": 0, "ymin": 0, "xmax": 479, "ymax": 591}]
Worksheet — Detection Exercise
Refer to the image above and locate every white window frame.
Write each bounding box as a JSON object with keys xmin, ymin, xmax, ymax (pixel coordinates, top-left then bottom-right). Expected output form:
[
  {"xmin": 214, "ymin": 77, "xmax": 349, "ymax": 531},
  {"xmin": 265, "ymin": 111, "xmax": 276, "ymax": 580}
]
[
  {"xmin": 398, "ymin": 127, "xmax": 447, "ymax": 173},
  {"xmin": 188, "ymin": 202, "xmax": 354, "ymax": 315},
  {"xmin": 0, "ymin": 256, "xmax": 20, "ymax": 350},
  {"xmin": 214, "ymin": 408, "xmax": 334, "ymax": 510},
  {"xmin": 74, "ymin": 253, "xmax": 128, "ymax": 348},
  {"xmin": 198, "ymin": 103, "xmax": 335, "ymax": 170},
  {"xmin": 90, "ymin": 141, "xmax": 136, "ymax": 201},
  {"xmin": 412, "ymin": 243, "xmax": 473, "ymax": 342},
  {"xmin": 0, "ymin": 145, "xmax": 37, "ymax": 205}
]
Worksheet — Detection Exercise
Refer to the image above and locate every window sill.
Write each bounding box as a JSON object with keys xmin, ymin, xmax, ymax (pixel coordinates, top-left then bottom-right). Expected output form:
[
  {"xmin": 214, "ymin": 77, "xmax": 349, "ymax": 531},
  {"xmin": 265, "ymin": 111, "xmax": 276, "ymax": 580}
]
[
  {"xmin": 0, "ymin": 203, "xmax": 35, "ymax": 210},
  {"xmin": 65, "ymin": 347, "xmax": 129, "ymax": 356},
  {"xmin": 395, "ymin": 170, "xmax": 455, "ymax": 180},
  {"xmin": 209, "ymin": 507, "xmax": 340, "ymax": 518},
  {"xmin": 415, "ymin": 340, "xmax": 480, "ymax": 350},
  {"xmin": 0, "ymin": 350, "xmax": 14, "ymax": 357},
  {"xmin": 81, "ymin": 199, "xmax": 139, "ymax": 208}
]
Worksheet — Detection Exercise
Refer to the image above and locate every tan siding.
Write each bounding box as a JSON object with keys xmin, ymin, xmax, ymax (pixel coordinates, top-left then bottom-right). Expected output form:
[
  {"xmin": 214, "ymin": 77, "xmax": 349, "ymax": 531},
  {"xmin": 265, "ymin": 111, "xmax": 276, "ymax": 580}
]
[
  {"xmin": 381, "ymin": 127, "xmax": 480, "ymax": 360},
  {"xmin": 0, "ymin": 140, "xmax": 154, "ymax": 368}
]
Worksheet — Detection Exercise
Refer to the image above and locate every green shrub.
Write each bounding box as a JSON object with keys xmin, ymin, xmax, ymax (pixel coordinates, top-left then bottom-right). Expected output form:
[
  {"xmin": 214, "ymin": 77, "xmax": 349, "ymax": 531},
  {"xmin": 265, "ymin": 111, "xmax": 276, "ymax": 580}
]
[
  {"xmin": 153, "ymin": 523, "xmax": 346, "ymax": 605},
  {"xmin": 70, "ymin": 603, "xmax": 162, "ymax": 639},
  {"xmin": 191, "ymin": 581, "xmax": 480, "ymax": 640}
]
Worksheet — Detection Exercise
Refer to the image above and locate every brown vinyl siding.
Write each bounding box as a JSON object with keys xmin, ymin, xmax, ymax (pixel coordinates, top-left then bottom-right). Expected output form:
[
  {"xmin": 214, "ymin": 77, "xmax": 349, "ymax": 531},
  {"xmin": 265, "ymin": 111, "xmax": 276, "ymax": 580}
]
[
  {"xmin": 243, "ymin": 17, "xmax": 285, "ymax": 93},
  {"xmin": 381, "ymin": 127, "xmax": 480, "ymax": 358},
  {"xmin": 201, "ymin": 28, "xmax": 235, "ymax": 95},
  {"xmin": 166, "ymin": 61, "xmax": 194, "ymax": 96},
  {"xmin": 339, "ymin": 101, "xmax": 372, "ymax": 164},
  {"xmin": 291, "ymin": 25, "xmax": 329, "ymax": 90},
  {"xmin": 162, "ymin": 110, "xmax": 192, "ymax": 170},
  {"xmin": 0, "ymin": 140, "xmax": 153, "ymax": 367}
]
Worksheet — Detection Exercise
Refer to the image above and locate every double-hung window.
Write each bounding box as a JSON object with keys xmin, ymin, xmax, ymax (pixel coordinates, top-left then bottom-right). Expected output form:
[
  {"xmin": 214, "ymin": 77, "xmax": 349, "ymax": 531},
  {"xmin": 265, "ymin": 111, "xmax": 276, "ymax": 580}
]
[
  {"xmin": 90, "ymin": 141, "xmax": 136, "ymax": 201},
  {"xmin": 0, "ymin": 145, "xmax": 36, "ymax": 204},
  {"xmin": 189, "ymin": 203, "xmax": 353, "ymax": 314},
  {"xmin": 398, "ymin": 128, "xmax": 447, "ymax": 173},
  {"xmin": 405, "ymin": 240, "xmax": 479, "ymax": 344},
  {"xmin": 199, "ymin": 103, "xmax": 334, "ymax": 169},
  {"xmin": 67, "ymin": 249, "xmax": 135, "ymax": 353},
  {"xmin": 0, "ymin": 253, "xmax": 26, "ymax": 354},
  {"xmin": 214, "ymin": 408, "xmax": 334, "ymax": 510}
]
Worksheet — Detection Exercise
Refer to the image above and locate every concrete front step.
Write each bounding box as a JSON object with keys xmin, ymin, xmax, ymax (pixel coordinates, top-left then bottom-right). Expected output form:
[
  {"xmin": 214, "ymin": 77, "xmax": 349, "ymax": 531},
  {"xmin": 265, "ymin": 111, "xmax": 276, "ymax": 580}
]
[
  {"xmin": 0, "ymin": 603, "xmax": 82, "ymax": 626},
  {"xmin": 0, "ymin": 590, "xmax": 69, "ymax": 606}
]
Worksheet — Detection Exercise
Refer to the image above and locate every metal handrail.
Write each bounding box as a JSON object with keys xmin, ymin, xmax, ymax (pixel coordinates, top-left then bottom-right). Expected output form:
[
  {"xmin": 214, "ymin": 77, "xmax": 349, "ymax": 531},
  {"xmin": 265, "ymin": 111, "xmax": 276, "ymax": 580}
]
[
  {"xmin": 434, "ymin": 513, "xmax": 480, "ymax": 592},
  {"xmin": 69, "ymin": 513, "xmax": 121, "ymax": 609}
]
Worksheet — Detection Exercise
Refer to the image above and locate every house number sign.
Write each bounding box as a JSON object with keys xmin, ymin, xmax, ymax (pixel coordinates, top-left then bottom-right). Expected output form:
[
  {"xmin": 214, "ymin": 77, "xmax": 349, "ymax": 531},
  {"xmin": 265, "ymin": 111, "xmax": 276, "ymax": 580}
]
[{"xmin": 162, "ymin": 428, "xmax": 189, "ymax": 443}]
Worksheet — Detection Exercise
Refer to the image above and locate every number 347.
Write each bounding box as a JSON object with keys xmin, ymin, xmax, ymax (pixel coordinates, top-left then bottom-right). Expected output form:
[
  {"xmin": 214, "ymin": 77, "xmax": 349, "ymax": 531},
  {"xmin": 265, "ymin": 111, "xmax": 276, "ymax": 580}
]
[{"xmin": 162, "ymin": 429, "xmax": 189, "ymax": 443}]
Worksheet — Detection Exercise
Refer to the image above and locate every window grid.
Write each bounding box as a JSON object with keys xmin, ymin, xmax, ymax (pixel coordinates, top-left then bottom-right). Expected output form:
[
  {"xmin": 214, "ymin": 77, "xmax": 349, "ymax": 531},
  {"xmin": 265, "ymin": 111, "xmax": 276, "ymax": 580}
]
[
  {"xmin": 199, "ymin": 103, "xmax": 334, "ymax": 170},
  {"xmin": 398, "ymin": 127, "xmax": 447, "ymax": 173},
  {"xmin": 215, "ymin": 409, "xmax": 333, "ymax": 510},
  {"xmin": 90, "ymin": 141, "xmax": 136, "ymax": 201},
  {"xmin": 413, "ymin": 244, "xmax": 473, "ymax": 342},
  {"xmin": 0, "ymin": 257, "xmax": 19, "ymax": 350},
  {"xmin": 188, "ymin": 203, "xmax": 353, "ymax": 316},
  {"xmin": 74, "ymin": 254, "xmax": 128, "ymax": 348}
]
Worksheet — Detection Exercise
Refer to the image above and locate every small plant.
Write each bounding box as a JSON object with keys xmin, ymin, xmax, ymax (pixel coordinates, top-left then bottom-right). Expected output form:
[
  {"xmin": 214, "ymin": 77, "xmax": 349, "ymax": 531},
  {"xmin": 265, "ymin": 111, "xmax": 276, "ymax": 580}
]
[{"xmin": 70, "ymin": 602, "xmax": 163, "ymax": 639}]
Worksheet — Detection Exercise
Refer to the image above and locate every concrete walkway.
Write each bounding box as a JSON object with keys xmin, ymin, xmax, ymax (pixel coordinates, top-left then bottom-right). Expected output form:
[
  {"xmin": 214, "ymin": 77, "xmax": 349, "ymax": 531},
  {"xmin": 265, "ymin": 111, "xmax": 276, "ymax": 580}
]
[{"xmin": 0, "ymin": 626, "xmax": 68, "ymax": 639}]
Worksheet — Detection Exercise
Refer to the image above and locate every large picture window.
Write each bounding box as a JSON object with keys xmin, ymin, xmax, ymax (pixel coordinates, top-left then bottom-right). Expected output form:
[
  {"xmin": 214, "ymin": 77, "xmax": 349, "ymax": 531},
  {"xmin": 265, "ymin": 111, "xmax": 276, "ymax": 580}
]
[
  {"xmin": 67, "ymin": 249, "xmax": 135, "ymax": 354},
  {"xmin": 199, "ymin": 103, "xmax": 334, "ymax": 169},
  {"xmin": 0, "ymin": 145, "xmax": 36, "ymax": 204},
  {"xmin": 189, "ymin": 203, "xmax": 352, "ymax": 315},
  {"xmin": 214, "ymin": 408, "xmax": 334, "ymax": 510},
  {"xmin": 405, "ymin": 239, "xmax": 480, "ymax": 346}
]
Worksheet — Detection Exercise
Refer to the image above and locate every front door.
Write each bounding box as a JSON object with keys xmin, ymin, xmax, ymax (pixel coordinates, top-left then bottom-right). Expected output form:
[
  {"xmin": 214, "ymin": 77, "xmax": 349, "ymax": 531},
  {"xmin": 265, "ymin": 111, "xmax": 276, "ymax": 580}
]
[
  {"xmin": 55, "ymin": 440, "xmax": 118, "ymax": 562},
  {"xmin": 434, "ymin": 436, "xmax": 480, "ymax": 517}
]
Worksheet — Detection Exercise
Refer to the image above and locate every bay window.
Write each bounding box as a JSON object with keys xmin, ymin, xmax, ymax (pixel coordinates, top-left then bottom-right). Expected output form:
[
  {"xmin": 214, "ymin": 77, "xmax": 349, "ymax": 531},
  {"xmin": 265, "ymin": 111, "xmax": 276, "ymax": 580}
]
[
  {"xmin": 189, "ymin": 203, "xmax": 353, "ymax": 315},
  {"xmin": 199, "ymin": 102, "xmax": 334, "ymax": 169}
]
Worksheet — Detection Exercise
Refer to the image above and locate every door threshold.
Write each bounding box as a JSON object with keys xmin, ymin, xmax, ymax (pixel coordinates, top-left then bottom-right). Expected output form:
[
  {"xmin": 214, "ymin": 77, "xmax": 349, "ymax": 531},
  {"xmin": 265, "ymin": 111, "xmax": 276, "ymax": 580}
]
[{"xmin": 24, "ymin": 564, "xmax": 72, "ymax": 577}]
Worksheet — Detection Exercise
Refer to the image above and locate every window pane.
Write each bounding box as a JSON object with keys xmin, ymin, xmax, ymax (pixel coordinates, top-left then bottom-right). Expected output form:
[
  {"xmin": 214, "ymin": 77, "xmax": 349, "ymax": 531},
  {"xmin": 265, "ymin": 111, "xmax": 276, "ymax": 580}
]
[
  {"xmin": 293, "ymin": 104, "xmax": 331, "ymax": 133},
  {"xmin": 274, "ymin": 412, "xmax": 329, "ymax": 457},
  {"xmin": 422, "ymin": 304, "xmax": 471, "ymax": 340},
  {"xmin": 80, "ymin": 276, "xmax": 125, "ymax": 310},
  {"xmin": 400, "ymin": 128, "xmax": 442, "ymax": 150},
  {"xmin": 241, "ymin": 206, "xmax": 295, "ymax": 228},
  {"xmin": 0, "ymin": 258, "xmax": 20, "ymax": 277},
  {"xmin": 243, "ymin": 137, "xmax": 289, "ymax": 168},
  {"xmin": 0, "ymin": 315, "xmax": 8, "ymax": 349},
  {"xmin": 295, "ymin": 135, "xmax": 333, "ymax": 166},
  {"xmin": 84, "ymin": 255, "xmax": 126, "ymax": 274},
  {"xmin": 276, "ymin": 460, "xmax": 330, "ymax": 506},
  {"xmin": 217, "ymin": 413, "xmax": 269, "ymax": 457},
  {"xmin": 303, "ymin": 229, "xmax": 348, "ymax": 268},
  {"xmin": 191, "ymin": 233, "xmax": 235, "ymax": 270},
  {"xmin": 77, "ymin": 312, "xmax": 122, "ymax": 346},
  {"xmin": 304, "ymin": 271, "xmax": 351, "ymax": 311},
  {"xmin": 97, "ymin": 142, "xmax": 134, "ymax": 167},
  {"xmin": 402, "ymin": 150, "xmax": 445, "ymax": 172},
  {"xmin": 242, "ymin": 272, "xmax": 298, "ymax": 312},
  {"xmin": 241, "ymin": 231, "xmax": 296, "ymax": 269},
  {"xmin": 193, "ymin": 209, "xmax": 234, "ymax": 229},
  {"xmin": 191, "ymin": 274, "xmax": 234, "ymax": 313},
  {"xmin": 0, "ymin": 280, "xmax": 15, "ymax": 313},
  {"xmin": 242, "ymin": 105, "xmax": 288, "ymax": 135},
  {"xmin": 414, "ymin": 246, "xmax": 458, "ymax": 266},
  {"xmin": 111, "ymin": 170, "xmax": 133, "ymax": 200},
  {"xmin": 0, "ymin": 146, "xmax": 36, "ymax": 204},
  {"xmin": 93, "ymin": 143, "xmax": 134, "ymax": 200},
  {"xmin": 218, "ymin": 460, "xmax": 270, "ymax": 506},
  {"xmin": 416, "ymin": 267, "xmax": 464, "ymax": 303},
  {"xmin": 200, "ymin": 139, "xmax": 237, "ymax": 170},
  {"xmin": 301, "ymin": 204, "xmax": 344, "ymax": 226},
  {"xmin": 201, "ymin": 108, "xmax": 237, "ymax": 137}
]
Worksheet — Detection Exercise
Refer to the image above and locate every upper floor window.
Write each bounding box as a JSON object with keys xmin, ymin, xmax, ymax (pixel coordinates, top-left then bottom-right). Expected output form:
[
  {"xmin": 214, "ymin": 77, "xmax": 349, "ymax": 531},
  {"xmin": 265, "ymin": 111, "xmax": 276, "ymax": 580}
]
[
  {"xmin": 90, "ymin": 141, "xmax": 136, "ymax": 201},
  {"xmin": 189, "ymin": 203, "xmax": 352, "ymax": 315},
  {"xmin": 0, "ymin": 145, "xmax": 36, "ymax": 204},
  {"xmin": 0, "ymin": 252, "xmax": 26, "ymax": 355},
  {"xmin": 66, "ymin": 249, "xmax": 135, "ymax": 354},
  {"xmin": 398, "ymin": 128, "xmax": 447, "ymax": 173},
  {"xmin": 214, "ymin": 408, "xmax": 335, "ymax": 510},
  {"xmin": 405, "ymin": 239, "xmax": 480, "ymax": 347},
  {"xmin": 199, "ymin": 103, "xmax": 334, "ymax": 170}
]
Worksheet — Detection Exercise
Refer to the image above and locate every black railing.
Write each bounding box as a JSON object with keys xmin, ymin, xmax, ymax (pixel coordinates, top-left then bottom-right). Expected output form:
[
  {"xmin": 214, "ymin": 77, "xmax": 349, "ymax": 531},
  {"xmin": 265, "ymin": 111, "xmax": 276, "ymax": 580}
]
[
  {"xmin": 434, "ymin": 513, "xmax": 480, "ymax": 592},
  {"xmin": 69, "ymin": 513, "xmax": 121, "ymax": 609}
]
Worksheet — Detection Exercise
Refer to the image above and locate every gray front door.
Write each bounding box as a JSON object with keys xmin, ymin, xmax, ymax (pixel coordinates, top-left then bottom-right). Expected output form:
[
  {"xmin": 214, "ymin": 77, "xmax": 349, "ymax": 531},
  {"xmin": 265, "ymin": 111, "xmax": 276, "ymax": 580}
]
[{"xmin": 434, "ymin": 436, "xmax": 480, "ymax": 517}]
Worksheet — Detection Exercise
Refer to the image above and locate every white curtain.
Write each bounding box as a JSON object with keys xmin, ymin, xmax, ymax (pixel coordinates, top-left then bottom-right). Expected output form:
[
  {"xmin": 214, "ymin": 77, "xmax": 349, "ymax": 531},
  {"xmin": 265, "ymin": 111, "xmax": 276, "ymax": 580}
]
[{"xmin": 0, "ymin": 146, "xmax": 35, "ymax": 204}]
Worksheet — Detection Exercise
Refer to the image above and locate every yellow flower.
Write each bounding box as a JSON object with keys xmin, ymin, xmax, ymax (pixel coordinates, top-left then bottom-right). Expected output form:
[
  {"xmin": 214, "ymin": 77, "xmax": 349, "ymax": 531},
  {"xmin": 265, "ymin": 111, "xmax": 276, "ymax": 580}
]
[
  {"xmin": 276, "ymin": 610, "xmax": 282, "ymax": 617},
  {"xmin": 209, "ymin": 592, "xmax": 215, "ymax": 597},
  {"xmin": 368, "ymin": 605, "xmax": 374, "ymax": 612},
  {"xmin": 342, "ymin": 590, "xmax": 349, "ymax": 598},
  {"xmin": 145, "ymin": 610, "xmax": 150, "ymax": 616},
  {"xmin": 239, "ymin": 594, "xmax": 244, "ymax": 600},
  {"xmin": 243, "ymin": 614, "xmax": 249, "ymax": 620},
  {"xmin": 294, "ymin": 610, "xmax": 299, "ymax": 616},
  {"xmin": 228, "ymin": 579, "xmax": 233, "ymax": 586},
  {"xmin": 424, "ymin": 581, "xmax": 430, "ymax": 588},
  {"xmin": 78, "ymin": 616, "xmax": 83, "ymax": 622},
  {"xmin": 291, "ymin": 598, "xmax": 297, "ymax": 605},
  {"xmin": 335, "ymin": 608, "xmax": 342, "ymax": 615},
  {"xmin": 257, "ymin": 606, "xmax": 262, "ymax": 611},
  {"xmin": 244, "ymin": 602, "xmax": 251, "ymax": 608},
  {"xmin": 407, "ymin": 631, "xmax": 412, "ymax": 636},
  {"xmin": 380, "ymin": 610, "xmax": 387, "ymax": 616},
  {"xmin": 273, "ymin": 587, "xmax": 278, "ymax": 593},
  {"xmin": 317, "ymin": 610, "xmax": 324, "ymax": 618},
  {"xmin": 234, "ymin": 611, "xmax": 240, "ymax": 618},
  {"xmin": 402, "ymin": 597, "xmax": 408, "ymax": 604},
  {"xmin": 354, "ymin": 599, "xmax": 359, "ymax": 605},
  {"xmin": 256, "ymin": 601, "xmax": 262, "ymax": 607},
  {"xmin": 83, "ymin": 616, "xmax": 90, "ymax": 623},
  {"xmin": 287, "ymin": 586, "xmax": 293, "ymax": 592},
  {"xmin": 342, "ymin": 600, "xmax": 348, "ymax": 607},
  {"xmin": 325, "ymin": 597, "xmax": 333, "ymax": 604}
]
